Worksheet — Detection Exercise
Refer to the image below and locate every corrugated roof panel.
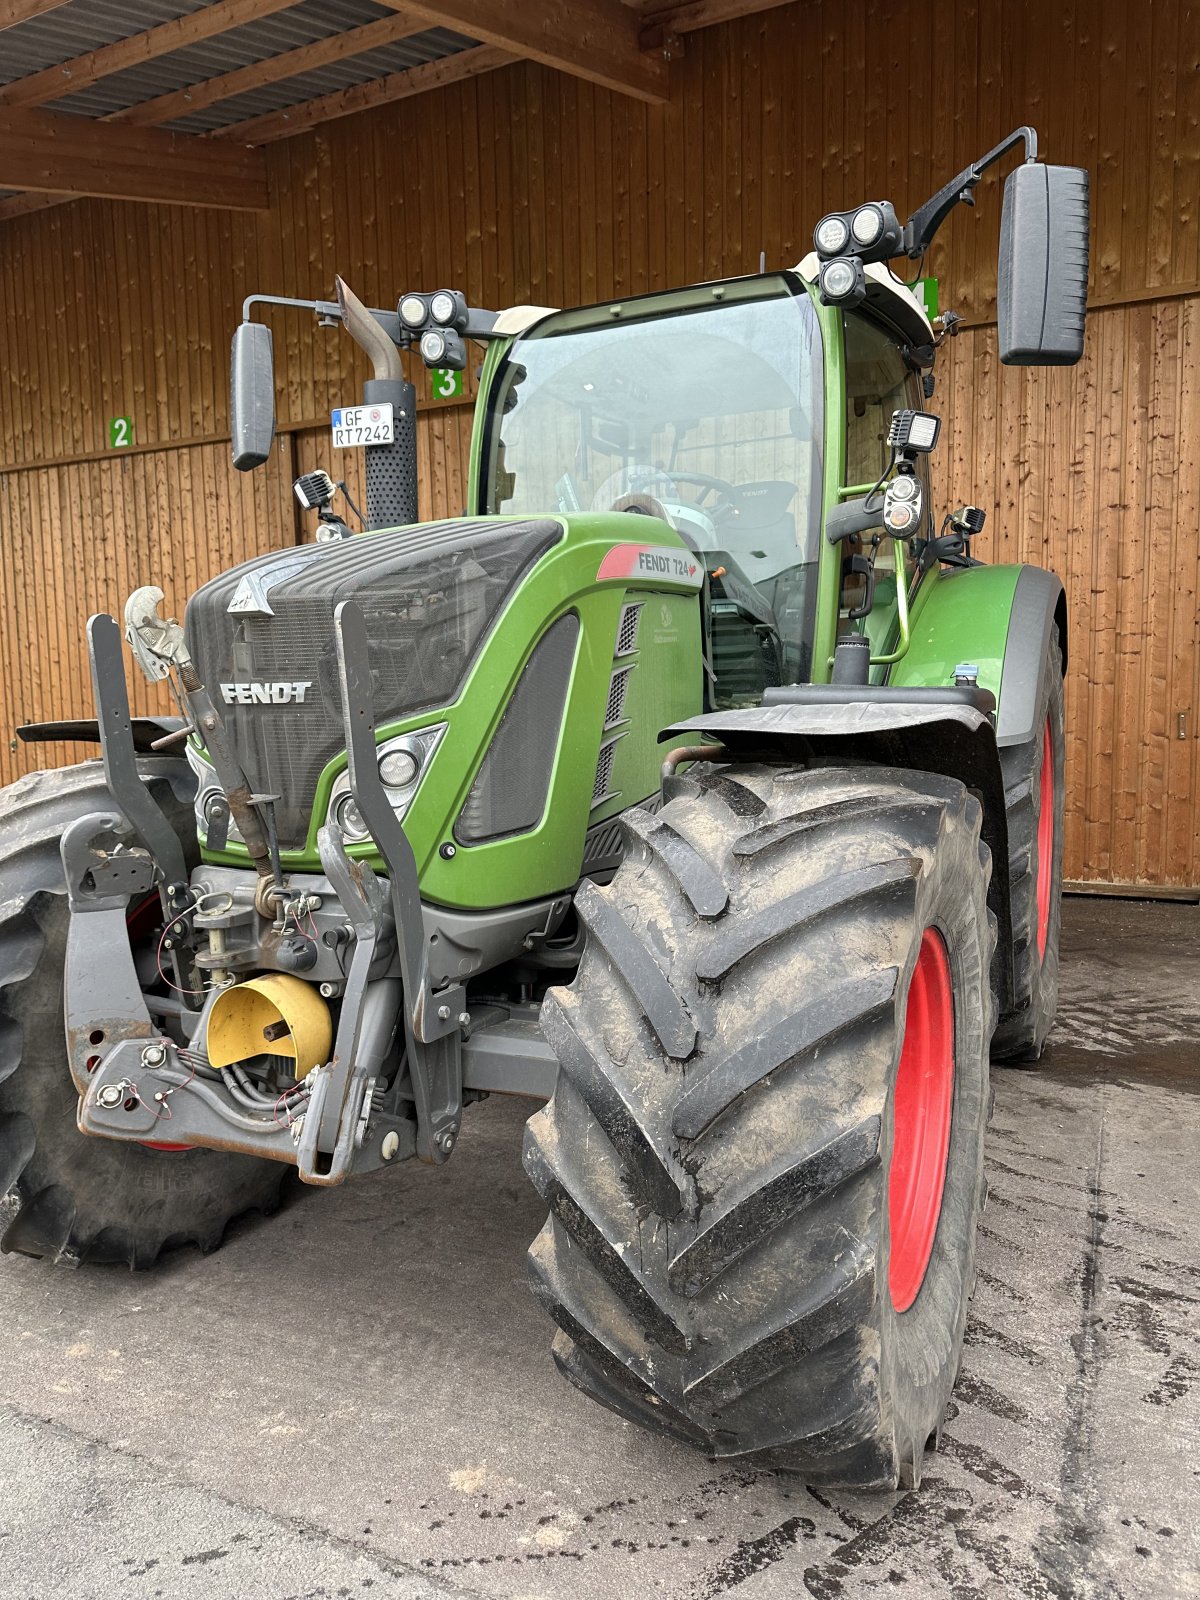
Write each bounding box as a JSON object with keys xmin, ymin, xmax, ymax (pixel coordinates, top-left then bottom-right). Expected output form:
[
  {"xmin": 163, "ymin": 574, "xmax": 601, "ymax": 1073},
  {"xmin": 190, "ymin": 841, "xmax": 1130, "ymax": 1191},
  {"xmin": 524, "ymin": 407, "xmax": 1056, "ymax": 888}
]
[
  {"xmin": 168, "ymin": 30, "xmax": 479, "ymax": 134},
  {"xmin": 48, "ymin": 0, "xmax": 397, "ymax": 118},
  {"xmin": 0, "ymin": 1, "xmax": 209, "ymax": 89}
]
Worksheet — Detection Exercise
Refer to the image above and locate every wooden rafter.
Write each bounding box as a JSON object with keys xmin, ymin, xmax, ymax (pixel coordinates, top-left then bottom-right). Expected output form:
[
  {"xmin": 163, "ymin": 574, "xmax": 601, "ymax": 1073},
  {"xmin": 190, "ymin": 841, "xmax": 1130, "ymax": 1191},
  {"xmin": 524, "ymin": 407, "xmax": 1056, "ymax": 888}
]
[
  {"xmin": 0, "ymin": 189, "xmax": 66, "ymax": 222},
  {"xmin": 378, "ymin": 0, "xmax": 668, "ymax": 102},
  {"xmin": 0, "ymin": 105, "xmax": 269, "ymax": 207},
  {"xmin": 637, "ymin": 0, "xmax": 797, "ymax": 30},
  {"xmin": 0, "ymin": 0, "xmax": 70, "ymax": 30},
  {"xmin": 111, "ymin": 10, "xmax": 429, "ymax": 128},
  {"xmin": 215, "ymin": 42, "xmax": 513, "ymax": 145},
  {"xmin": 0, "ymin": 0, "xmax": 300, "ymax": 109}
]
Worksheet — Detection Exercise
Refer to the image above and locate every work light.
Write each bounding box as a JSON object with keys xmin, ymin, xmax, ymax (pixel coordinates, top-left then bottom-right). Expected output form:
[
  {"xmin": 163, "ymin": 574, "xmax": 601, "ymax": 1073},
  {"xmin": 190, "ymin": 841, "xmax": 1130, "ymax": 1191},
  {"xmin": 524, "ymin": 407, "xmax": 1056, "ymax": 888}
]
[
  {"xmin": 399, "ymin": 293, "xmax": 427, "ymax": 328},
  {"xmin": 429, "ymin": 290, "xmax": 468, "ymax": 329},
  {"xmin": 887, "ymin": 408, "xmax": 941, "ymax": 453},
  {"xmin": 851, "ymin": 204, "xmax": 884, "ymax": 246},
  {"xmin": 814, "ymin": 214, "xmax": 851, "ymax": 255}
]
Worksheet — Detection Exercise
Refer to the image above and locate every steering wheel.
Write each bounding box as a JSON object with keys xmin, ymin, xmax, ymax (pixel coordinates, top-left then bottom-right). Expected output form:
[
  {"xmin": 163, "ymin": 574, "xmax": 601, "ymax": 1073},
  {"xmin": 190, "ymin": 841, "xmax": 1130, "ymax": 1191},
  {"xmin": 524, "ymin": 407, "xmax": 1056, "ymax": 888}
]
[{"xmin": 659, "ymin": 467, "xmax": 742, "ymax": 524}]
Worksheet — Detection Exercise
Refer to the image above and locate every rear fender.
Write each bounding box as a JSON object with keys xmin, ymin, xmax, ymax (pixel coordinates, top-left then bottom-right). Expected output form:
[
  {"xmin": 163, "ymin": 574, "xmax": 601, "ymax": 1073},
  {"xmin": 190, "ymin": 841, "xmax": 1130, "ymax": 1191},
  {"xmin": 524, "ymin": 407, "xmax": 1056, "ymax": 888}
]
[{"xmin": 660, "ymin": 699, "xmax": 1014, "ymax": 1012}]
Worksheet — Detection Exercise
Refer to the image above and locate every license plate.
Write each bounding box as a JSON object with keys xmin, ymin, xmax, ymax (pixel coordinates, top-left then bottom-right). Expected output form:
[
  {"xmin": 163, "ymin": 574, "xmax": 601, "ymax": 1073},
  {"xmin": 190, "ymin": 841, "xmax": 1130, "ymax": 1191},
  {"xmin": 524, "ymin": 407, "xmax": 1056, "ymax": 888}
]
[{"xmin": 331, "ymin": 403, "xmax": 394, "ymax": 449}]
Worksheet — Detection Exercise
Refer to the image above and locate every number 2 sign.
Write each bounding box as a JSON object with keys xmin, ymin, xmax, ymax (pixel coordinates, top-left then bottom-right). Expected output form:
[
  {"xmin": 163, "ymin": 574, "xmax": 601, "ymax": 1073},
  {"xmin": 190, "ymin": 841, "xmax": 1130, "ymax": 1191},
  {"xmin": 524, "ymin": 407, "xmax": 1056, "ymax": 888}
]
[{"xmin": 109, "ymin": 416, "xmax": 133, "ymax": 449}]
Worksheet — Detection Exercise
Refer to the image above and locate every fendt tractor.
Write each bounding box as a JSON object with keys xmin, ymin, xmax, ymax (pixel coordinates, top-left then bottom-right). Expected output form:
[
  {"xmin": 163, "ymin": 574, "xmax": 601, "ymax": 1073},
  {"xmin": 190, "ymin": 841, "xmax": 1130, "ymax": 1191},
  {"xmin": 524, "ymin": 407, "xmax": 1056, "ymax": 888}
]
[{"xmin": 0, "ymin": 129, "xmax": 1087, "ymax": 1486}]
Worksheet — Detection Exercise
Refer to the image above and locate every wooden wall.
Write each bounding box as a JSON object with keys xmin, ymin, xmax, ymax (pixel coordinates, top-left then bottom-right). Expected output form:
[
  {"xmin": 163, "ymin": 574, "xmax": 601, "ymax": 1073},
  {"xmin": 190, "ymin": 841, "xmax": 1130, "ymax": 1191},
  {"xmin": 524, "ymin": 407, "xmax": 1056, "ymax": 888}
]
[{"xmin": 0, "ymin": 0, "xmax": 1197, "ymax": 887}]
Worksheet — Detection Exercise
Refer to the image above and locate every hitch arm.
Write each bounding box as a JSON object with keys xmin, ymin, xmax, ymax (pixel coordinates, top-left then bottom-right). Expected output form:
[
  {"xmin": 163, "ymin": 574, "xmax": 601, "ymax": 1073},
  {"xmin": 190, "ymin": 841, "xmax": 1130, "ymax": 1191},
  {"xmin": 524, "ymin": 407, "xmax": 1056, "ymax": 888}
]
[{"xmin": 332, "ymin": 599, "xmax": 464, "ymax": 1164}]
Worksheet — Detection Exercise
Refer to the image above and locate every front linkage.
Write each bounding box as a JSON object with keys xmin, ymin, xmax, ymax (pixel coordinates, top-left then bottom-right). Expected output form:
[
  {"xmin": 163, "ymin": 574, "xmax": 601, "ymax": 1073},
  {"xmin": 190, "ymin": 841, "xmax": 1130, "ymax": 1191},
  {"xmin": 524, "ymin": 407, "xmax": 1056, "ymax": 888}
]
[{"xmin": 66, "ymin": 599, "xmax": 483, "ymax": 1184}]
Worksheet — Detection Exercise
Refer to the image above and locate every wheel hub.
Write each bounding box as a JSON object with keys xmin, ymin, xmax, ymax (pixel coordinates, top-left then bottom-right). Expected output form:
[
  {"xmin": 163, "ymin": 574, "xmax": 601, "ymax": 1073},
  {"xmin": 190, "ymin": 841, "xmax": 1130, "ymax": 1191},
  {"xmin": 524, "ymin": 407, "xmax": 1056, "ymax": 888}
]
[{"xmin": 888, "ymin": 927, "xmax": 955, "ymax": 1313}]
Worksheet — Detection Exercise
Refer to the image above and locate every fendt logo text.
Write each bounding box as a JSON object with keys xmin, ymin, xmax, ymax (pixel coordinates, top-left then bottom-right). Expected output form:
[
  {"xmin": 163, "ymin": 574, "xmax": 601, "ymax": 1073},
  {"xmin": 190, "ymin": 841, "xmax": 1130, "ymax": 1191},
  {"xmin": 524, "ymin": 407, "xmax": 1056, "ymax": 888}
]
[{"xmin": 220, "ymin": 681, "xmax": 312, "ymax": 705}]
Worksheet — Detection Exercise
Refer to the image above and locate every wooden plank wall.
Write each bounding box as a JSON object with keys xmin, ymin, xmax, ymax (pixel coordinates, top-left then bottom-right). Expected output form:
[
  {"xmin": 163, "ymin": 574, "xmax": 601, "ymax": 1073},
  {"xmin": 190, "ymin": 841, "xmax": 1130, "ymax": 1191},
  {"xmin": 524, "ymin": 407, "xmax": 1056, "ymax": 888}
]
[{"xmin": 0, "ymin": 0, "xmax": 1196, "ymax": 886}]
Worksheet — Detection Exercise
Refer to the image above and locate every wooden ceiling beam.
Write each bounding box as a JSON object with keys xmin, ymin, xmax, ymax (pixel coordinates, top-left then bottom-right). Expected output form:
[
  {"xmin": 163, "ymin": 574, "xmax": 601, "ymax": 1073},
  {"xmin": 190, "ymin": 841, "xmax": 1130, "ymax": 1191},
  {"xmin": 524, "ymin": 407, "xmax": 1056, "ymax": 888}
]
[
  {"xmin": 377, "ymin": 0, "xmax": 668, "ymax": 102},
  {"xmin": 0, "ymin": 0, "xmax": 300, "ymax": 109},
  {"xmin": 0, "ymin": 1, "xmax": 70, "ymax": 31},
  {"xmin": 112, "ymin": 9, "xmax": 429, "ymax": 128},
  {"xmin": 638, "ymin": 0, "xmax": 797, "ymax": 36},
  {"xmin": 0, "ymin": 189, "xmax": 68, "ymax": 223},
  {"xmin": 215, "ymin": 42, "xmax": 513, "ymax": 145},
  {"xmin": 0, "ymin": 105, "xmax": 270, "ymax": 207}
]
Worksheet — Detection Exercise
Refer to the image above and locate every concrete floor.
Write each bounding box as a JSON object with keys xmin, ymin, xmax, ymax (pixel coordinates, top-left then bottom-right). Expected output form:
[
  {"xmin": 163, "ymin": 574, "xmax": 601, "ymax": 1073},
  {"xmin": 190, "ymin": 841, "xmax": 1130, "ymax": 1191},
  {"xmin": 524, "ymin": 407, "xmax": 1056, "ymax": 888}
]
[{"xmin": 1, "ymin": 898, "xmax": 1198, "ymax": 1600}]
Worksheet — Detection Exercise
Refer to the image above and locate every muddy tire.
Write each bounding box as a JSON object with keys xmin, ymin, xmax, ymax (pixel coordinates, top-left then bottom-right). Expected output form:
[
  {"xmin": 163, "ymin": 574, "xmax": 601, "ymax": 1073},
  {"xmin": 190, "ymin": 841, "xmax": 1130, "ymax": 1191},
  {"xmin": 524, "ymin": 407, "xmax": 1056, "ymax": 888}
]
[
  {"xmin": 992, "ymin": 631, "xmax": 1065, "ymax": 1063},
  {"xmin": 0, "ymin": 760, "xmax": 287, "ymax": 1268},
  {"xmin": 525, "ymin": 761, "xmax": 994, "ymax": 1486}
]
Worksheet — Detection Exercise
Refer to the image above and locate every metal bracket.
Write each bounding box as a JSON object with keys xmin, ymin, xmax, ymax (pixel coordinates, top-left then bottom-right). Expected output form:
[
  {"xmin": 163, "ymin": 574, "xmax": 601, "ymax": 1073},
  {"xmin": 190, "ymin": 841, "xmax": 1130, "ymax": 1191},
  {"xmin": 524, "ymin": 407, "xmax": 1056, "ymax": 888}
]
[
  {"xmin": 60, "ymin": 811, "xmax": 156, "ymax": 913},
  {"xmin": 87, "ymin": 613, "xmax": 190, "ymax": 905},
  {"xmin": 331, "ymin": 599, "xmax": 464, "ymax": 1164}
]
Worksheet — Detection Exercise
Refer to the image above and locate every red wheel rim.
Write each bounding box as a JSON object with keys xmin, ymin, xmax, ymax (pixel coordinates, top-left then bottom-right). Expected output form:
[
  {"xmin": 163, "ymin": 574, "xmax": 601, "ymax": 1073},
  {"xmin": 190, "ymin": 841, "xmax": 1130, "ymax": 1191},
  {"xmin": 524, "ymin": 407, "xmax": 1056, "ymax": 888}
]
[
  {"xmin": 1035, "ymin": 716, "xmax": 1054, "ymax": 961},
  {"xmin": 888, "ymin": 928, "xmax": 955, "ymax": 1313}
]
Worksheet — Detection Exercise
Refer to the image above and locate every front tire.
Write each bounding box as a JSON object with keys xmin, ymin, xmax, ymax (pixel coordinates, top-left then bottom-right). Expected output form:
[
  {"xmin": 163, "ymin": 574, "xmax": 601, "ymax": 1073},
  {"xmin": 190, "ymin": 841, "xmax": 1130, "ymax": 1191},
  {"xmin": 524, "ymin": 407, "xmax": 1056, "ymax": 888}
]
[
  {"xmin": 0, "ymin": 761, "xmax": 287, "ymax": 1268},
  {"xmin": 526, "ymin": 762, "xmax": 995, "ymax": 1486}
]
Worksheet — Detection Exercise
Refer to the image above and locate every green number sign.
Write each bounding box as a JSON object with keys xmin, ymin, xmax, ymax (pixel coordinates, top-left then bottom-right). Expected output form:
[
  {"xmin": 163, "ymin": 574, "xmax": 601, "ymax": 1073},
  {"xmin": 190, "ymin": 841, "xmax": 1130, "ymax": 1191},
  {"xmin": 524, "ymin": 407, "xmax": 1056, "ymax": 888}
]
[
  {"xmin": 431, "ymin": 368, "xmax": 463, "ymax": 401},
  {"xmin": 109, "ymin": 416, "xmax": 133, "ymax": 449},
  {"xmin": 913, "ymin": 277, "xmax": 939, "ymax": 321}
]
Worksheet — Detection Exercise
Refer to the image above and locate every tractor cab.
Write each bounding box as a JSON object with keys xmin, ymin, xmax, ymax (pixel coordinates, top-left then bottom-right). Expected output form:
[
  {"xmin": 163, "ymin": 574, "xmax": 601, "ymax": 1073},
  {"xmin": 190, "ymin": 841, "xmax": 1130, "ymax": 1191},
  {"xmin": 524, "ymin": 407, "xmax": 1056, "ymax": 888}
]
[{"xmin": 477, "ymin": 273, "xmax": 825, "ymax": 695}]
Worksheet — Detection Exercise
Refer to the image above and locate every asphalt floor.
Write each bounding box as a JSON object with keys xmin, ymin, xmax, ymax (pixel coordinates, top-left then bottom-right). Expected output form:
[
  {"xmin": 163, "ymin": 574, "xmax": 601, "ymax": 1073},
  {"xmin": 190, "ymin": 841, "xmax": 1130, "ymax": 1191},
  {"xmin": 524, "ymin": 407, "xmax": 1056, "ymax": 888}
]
[{"xmin": 1, "ymin": 897, "xmax": 1198, "ymax": 1600}]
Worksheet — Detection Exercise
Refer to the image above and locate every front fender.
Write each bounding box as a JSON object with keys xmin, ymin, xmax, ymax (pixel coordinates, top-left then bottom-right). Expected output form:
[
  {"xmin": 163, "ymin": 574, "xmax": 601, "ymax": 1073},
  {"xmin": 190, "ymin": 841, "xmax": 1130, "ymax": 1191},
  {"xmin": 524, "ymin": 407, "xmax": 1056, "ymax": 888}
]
[{"xmin": 660, "ymin": 699, "xmax": 1014, "ymax": 1012}]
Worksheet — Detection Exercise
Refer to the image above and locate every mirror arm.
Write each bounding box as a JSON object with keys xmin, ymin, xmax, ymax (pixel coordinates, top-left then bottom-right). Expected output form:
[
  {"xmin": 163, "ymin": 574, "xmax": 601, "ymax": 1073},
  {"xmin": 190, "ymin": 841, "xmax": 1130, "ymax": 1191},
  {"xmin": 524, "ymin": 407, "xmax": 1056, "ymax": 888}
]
[
  {"xmin": 241, "ymin": 291, "xmax": 404, "ymax": 346},
  {"xmin": 902, "ymin": 125, "xmax": 1038, "ymax": 259}
]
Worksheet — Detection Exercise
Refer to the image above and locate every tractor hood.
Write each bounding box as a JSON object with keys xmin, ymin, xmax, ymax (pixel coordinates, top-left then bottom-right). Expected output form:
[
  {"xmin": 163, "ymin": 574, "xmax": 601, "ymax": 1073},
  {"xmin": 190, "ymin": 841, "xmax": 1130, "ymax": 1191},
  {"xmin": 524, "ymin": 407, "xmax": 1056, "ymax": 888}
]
[{"xmin": 184, "ymin": 516, "xmax": 563, "ymax": 849}]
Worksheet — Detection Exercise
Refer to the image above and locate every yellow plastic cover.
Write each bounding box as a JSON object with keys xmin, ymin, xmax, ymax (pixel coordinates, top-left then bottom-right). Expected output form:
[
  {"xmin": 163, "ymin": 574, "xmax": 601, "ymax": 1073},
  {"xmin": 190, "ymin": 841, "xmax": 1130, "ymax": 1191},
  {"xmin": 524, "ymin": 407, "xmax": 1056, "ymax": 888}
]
[{"xmin": 206, "ymin": 973, "xmax": 332, "ymax": 1078}]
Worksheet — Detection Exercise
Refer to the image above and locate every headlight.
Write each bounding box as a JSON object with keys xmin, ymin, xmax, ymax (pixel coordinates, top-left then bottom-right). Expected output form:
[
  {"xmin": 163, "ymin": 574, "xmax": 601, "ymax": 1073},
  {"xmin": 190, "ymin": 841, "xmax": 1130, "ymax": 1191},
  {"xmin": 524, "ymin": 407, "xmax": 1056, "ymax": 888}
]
[
  {"xmin": 335, "ymin": 792, "xmax": 370, "ymax": 842},
  {"xmin": 379, "ymin": 747, "xmax": 420, "ymax": 788},
  {"xmin": 420, "ymin": 328, "xmax": 447, "ymax": 364},
  {"xmin": 818, "ymin": 257, "xmax": 866, "ymax": 305},
  {"xmin": 429, "ymin": 291, "xmax": 456, "ymax": 325},
  {"xmin": 187, "ymin": 742, "xmax": 243, "ymax": 846},
  {"xmin": 325, "ymin": 724, "xmax": 446, "ymax": 842}
]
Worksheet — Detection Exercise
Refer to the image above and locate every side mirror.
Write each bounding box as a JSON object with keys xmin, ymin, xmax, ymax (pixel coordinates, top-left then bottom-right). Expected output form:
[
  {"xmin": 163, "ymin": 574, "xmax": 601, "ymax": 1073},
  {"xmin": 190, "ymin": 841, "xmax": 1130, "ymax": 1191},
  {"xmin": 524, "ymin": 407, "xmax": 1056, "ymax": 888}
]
[
  {"xmin": 997, "ymin": 163, "xmax": 1089, "ymax": 366},
  {"xmin": 230, "ymin": 321, "xmax": 276, "ymax": 471}
]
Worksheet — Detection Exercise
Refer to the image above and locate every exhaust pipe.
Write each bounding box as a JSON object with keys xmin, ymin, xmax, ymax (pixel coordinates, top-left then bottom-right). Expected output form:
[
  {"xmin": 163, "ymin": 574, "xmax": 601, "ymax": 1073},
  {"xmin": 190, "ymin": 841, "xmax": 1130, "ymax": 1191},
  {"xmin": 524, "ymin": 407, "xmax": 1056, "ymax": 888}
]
[{"xmin": 336, "ymin": 276, "xmax": 417, "ymax": 530}]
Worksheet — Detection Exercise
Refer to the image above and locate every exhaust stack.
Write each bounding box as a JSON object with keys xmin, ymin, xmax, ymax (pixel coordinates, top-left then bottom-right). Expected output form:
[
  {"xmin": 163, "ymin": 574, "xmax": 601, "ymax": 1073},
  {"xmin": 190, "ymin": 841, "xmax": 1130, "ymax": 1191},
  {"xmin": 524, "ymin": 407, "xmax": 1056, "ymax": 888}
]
[{"xmin": 336, "ymin": 276, "xmax": 418, "ymax": 531}]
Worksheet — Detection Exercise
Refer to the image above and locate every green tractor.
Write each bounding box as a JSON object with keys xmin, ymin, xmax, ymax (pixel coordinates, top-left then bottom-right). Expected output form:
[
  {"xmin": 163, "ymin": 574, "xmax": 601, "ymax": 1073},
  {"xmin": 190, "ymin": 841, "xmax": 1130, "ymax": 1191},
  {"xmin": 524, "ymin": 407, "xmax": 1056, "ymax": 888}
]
[{"xmin": 0, "ymin": 129, "xmax": 1087, "ymax": 1487}]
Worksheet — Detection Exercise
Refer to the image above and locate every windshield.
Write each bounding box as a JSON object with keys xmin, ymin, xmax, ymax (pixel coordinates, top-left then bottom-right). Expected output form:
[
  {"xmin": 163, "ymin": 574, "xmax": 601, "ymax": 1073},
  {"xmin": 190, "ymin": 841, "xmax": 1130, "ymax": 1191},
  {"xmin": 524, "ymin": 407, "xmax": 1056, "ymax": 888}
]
[{"xmin": 481, "ymin": 277, "xmax": 824, "ymax": 596}]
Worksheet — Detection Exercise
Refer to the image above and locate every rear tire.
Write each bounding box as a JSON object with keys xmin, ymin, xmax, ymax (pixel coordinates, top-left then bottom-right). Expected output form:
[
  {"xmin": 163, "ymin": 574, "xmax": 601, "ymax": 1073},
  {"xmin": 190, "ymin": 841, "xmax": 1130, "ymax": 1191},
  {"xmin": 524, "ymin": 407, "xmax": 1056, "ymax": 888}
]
[
  {"xmin": 992, "ymin": 630, "xmax": 1065, "ymax": 1063},
  {"xmin": 526, "ymin": 761, "xmax": 995, "ymax": 1486},
  {"xmin": 0, "ymin": 761, "xmax": 287, "ymax": 1268}
]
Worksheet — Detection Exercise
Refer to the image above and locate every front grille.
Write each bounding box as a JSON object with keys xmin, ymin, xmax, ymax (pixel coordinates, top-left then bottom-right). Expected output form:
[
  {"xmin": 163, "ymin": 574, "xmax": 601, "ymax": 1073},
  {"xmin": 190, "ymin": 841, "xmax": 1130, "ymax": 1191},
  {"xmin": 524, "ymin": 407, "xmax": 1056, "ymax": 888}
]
[{"xmin": 185, "ymin": 518, "xmax": 562, "ymax": 848}]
